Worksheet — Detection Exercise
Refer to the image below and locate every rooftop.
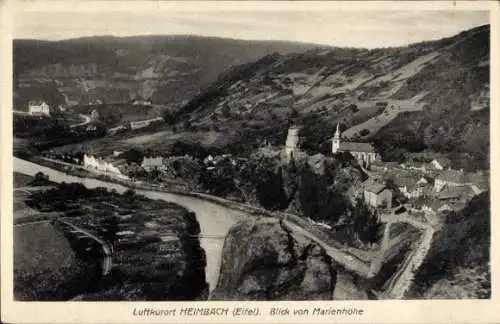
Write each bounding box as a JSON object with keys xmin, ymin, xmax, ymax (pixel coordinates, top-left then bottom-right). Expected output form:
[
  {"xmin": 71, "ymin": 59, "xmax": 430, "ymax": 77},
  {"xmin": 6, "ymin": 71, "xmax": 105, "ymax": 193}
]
[
  {"xmin": 437, "ymin": 170, "xmax": 467, "ymax": 183},
  {"xmin": 338, "ymin": 141, "xmax": 377, "ymax": 153},
  {"xmin": 438, "ymin": 185, "xmax": 474, "ymax": 200},
  {"xmin": 362, "ymin": 179, "xmax": 387, "ymax": 194}
]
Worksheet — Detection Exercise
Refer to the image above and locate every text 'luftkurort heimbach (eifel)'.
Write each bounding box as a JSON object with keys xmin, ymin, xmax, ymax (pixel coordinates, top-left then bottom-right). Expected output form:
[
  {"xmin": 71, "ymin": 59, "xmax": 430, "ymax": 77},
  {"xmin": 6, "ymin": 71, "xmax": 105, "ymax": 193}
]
[{"xmin": 132, "ymin": 307, "xmax": 365, "ymax": 318}]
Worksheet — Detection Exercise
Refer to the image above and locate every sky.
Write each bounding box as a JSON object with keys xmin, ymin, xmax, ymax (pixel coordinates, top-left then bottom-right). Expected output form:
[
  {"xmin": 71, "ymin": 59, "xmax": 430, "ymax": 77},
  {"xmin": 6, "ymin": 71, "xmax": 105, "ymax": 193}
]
[{"xmin": 14, "ymin": 5, "xmax": 489, "ymax": 48}]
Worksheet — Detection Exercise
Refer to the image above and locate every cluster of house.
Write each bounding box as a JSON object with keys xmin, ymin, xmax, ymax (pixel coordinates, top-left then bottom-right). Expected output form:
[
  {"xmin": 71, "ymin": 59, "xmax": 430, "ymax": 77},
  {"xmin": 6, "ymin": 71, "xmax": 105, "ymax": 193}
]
[
  {"xmin": 131, "ymin": 97, "xmax": 153, "ymax": 107},
  {"xmin": 203, "ymin": 154, "xmax": 243, "ymax": 170},
  {"xmin": 355, "ymin": 157, "xmax": 488, "ymax": 221},
  {"xmin": 82, "ymin": 154, "xmax": 130, "ymax": 180},
  {"xmin": 141, "ymin": 156, "xmax": 166, "ymax": 171},
  {"xmin": 26, "ymin": 100, "xmax": 70, "ymax": 116}
]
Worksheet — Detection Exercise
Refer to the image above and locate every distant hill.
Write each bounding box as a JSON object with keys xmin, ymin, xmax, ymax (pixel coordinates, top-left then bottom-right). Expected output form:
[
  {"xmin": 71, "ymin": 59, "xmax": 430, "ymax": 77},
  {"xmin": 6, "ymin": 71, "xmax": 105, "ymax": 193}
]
[
  {"xmin": 13, "ymin": 35, "xmax": 327, "ymax": 109},
  {"xmin": 176, "ymin": 25, "xmax": 489, "ymax": 169}
]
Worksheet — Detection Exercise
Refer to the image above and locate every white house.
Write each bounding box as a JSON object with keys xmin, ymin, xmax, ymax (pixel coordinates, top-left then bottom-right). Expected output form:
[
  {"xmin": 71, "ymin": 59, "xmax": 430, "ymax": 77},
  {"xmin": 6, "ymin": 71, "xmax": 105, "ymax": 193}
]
[
  {"xmin": 28, "ymin": 100, "xmax": 50, "ymax": 116},
  {"xmin": 83, "ymin": 154, "xmax": 129, "ymax": 180},
  {"xmin": 142, "ymin": 156, "xmax": 164, "ymax": 170},
  {"xmin": 430, "ymin": 157, "xmax": 451, "ymax": 171}
]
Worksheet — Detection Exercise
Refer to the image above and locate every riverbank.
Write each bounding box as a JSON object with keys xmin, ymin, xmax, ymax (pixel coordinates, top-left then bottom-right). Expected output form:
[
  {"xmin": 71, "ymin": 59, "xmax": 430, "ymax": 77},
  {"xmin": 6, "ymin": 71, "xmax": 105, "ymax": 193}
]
[{"xmin": 14, "ymin": 156, "xmax": 374, "ymax": 299}]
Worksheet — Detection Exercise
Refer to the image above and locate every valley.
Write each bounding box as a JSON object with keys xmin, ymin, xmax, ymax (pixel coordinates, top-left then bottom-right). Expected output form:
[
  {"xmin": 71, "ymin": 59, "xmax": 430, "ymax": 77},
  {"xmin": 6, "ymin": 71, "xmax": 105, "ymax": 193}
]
[{"xmin": 12, "ymin": 24, "xmax": 491, "ymax": 301}]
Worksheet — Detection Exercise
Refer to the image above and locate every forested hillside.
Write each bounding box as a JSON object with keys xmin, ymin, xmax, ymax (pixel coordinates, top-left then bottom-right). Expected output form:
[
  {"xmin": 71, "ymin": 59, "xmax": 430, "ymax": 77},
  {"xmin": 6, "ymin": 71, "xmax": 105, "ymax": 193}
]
[
  {"xmin": 13, "ymin": 36, "xmax": 325, "ymax": 109},
  {"xmin": 176, "ymin": 25, "xmax": 489, "ymax": 169}
]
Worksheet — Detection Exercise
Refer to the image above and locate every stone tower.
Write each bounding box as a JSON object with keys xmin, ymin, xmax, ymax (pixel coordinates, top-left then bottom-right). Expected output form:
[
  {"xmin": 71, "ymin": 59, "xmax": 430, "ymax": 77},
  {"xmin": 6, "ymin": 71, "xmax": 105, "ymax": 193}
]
[
  {"xmin": 332, "ymin": 122, "xmax": 340, "ymax": 153},
  {"xmin": 285, "ymin": 126, "xmax": 300, "ymax": 159}
]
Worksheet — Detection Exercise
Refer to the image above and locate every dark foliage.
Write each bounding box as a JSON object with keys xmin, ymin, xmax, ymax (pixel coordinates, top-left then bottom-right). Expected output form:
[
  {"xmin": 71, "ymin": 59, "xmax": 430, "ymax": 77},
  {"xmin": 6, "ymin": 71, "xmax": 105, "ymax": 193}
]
[
  {"xmin": 345, "ymin": 197, "xmax": 383, "ymax": 245},
  {"xmin": 297, "ymin": 163, "xmax": 345, "ymax": 224},
  {"xmin": 119, "ymin": 149, "xmax": 144, "ymax": 164},
  {"xmin": 411, "ymin": 192, "xmax": 490, "ymax": 298}
]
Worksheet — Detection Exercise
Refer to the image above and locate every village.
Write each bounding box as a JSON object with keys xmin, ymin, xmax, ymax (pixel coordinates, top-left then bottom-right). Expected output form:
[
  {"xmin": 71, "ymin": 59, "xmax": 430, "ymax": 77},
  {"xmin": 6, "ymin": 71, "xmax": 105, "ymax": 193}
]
[{"xmin": 40, "ymin": 109, "xmax": 489, "ymax": 232}]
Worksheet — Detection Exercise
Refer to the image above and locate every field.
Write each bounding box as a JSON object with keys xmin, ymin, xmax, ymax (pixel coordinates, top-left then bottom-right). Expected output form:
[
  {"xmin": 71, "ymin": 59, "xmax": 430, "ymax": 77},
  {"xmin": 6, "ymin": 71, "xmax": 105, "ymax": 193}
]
[
  {"xmin": 13, "ymin": 172, "xmax": 35, "ymax": 188},
  {"xmin": 48, "ymin": 128, "xmax": 238, "ymax": 157},
  {"xmin": 342, "ymin": 94, "xmax": 427, "ymax": 139},
  {"xmin": 13, "ymin": 171, "xmax": 89, "ymax": 300},
  {"xmin": 13, "ymin": 172, "xmax": 57, "ymax": 221},
  {"xmin": 14, "ymin": 222, "xmax": 90, "ymax": 300}
]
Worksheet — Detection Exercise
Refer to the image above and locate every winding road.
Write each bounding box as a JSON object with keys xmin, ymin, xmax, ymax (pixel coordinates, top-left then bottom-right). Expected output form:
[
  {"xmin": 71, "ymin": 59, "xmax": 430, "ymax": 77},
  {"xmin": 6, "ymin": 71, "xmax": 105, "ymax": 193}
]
[{"xmin": 69, "ymin": 114, "xmax": 91, "ymax": 128}]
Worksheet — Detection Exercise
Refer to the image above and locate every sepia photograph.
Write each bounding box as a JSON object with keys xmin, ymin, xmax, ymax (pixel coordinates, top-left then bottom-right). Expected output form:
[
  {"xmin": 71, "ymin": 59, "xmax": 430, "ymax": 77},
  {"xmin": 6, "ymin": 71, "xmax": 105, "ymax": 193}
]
[{"xmin": 2, "ymin": 0, "xmax": 496, "ymax": 318}]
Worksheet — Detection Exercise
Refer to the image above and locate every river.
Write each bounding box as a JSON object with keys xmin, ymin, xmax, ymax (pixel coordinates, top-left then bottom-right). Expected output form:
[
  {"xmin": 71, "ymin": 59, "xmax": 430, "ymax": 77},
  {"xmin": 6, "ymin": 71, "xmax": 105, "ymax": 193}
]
[{"xmin": 13, "ymin": 157, "xmax": 366, "ymax": 300}]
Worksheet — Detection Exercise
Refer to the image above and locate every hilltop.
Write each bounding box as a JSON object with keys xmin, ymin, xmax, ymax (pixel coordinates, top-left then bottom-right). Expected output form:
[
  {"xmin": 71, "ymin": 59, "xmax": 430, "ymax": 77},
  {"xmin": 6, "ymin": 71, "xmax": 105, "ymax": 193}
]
[
  {"xmin": 176, "ymin": 25, "xmax": 489, "ymax": 169},
  {"xmin": 13, "ymin": 35, "xmax": 327, "ymax": 109}
]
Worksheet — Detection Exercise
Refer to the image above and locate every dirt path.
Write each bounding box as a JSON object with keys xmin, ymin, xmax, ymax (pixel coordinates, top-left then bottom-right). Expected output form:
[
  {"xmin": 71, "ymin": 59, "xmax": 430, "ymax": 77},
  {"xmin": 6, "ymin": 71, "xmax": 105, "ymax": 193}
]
[
  {"xmin": 381, "ymin": 225, "xmax": 435, "ymax": 299},
  {"xmin": 69, "ymin": 114, "xmax": 91, "ymax": 128}
]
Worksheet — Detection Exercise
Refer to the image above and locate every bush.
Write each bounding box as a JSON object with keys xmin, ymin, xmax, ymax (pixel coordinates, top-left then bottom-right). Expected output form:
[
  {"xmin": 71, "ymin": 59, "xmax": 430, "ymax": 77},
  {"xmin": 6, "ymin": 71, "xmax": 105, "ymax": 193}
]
[
  {"xmin": 29, "ymin": 172, "xmax": 51, "ymax": 186},
  {"xmin": 347, "ymin": 104, "xmax": 359, "ymax": 113},
  {"xmin": 360, "ymin": 129, "xmax": 370, "ymax": 136}
]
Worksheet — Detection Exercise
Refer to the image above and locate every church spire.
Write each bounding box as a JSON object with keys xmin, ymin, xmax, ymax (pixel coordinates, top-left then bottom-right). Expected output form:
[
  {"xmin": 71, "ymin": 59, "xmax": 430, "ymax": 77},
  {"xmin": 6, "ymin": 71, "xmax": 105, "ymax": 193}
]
[{"xmin": 332, "ymin": 121, "xmax": 341, "ymax": 153}]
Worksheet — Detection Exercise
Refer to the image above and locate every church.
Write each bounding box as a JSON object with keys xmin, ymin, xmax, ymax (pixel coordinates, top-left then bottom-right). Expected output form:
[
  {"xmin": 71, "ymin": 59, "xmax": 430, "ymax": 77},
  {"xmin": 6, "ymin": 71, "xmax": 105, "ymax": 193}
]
[{"xmin": 331, "ymin": 123, "xmax": 380, "ymax": 168}]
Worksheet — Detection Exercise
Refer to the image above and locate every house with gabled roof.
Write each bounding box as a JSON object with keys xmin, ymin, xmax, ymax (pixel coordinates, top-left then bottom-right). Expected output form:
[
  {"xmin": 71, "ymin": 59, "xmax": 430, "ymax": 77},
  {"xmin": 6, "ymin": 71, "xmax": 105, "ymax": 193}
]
[
  {"xmin": 434, "ymin": 170, "xmax": 467, "ymax": 192},
  {"xmin": 28, "ymin": 100, "xmax": 50, "ymax": 116},
  {"xmin": 430, "ymin": 157, "xmax": 451, "ymax": 171},
  {"xmin": 362, "ymin": 179, "xmax": 392, "ymax": 209},
  {"xmin": 142, "ymin": 156, "xmax": 165, "ymax": 171},
  {"xmin": 383, "ymin": 170, "xmax": 429, "ymax": 199},
  {"xmin": 437, "ymin": 185, "xmax": 475, "ymax": 202}
]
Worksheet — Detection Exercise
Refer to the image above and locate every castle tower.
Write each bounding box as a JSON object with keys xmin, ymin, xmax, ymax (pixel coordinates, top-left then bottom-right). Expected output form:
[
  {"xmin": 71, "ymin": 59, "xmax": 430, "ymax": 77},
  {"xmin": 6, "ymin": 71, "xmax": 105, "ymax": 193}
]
[
  {"xmin": 285, "ymin": 126, "xmax": 300, "ymax": 159},
  {"xmin": 332, "ymin": 122, "xmax": 341, "ymax": 153}
]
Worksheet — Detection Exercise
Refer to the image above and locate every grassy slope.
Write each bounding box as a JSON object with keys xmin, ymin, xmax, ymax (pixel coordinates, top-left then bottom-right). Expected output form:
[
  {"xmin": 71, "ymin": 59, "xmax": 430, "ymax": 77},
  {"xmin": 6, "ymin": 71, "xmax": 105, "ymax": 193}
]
[{"xmin": 14, "ymin": 222, "xmax": 91, "ymax": 300}]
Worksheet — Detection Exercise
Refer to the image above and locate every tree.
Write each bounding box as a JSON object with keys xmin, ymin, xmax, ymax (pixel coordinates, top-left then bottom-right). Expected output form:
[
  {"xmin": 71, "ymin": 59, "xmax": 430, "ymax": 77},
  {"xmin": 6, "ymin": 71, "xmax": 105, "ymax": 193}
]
[
  {"xmin": 299, "ymin": 164, "xmax": 335, "ymax": 222},
  {"xmin": 183, "ymin": 120, "xmax": 193, "ymax": 131},
  {"xmin": 100, "ymin": 215, "xmax": 119, "ymax": 246},
  {"xmin": 350, "ymin": 197, "xmax": 383, "ymax": 246},
  {"xmin": 347, "ymin": 103, "xmax": 359, "ymax": 113},
  {"xmin": 120, "ymin": 149, "xmax": 144, "ymax": 164},
  {"xmin": 200, "ymin": 159, "xmax": 236, "ymax": 197},
  {"xmin": 30, "ymin": 172, "xmax": 50, "ymax": 186},
  {"xmin": 360, "ymin": 129, "xmax": 370, "ymax": 136},
  {"xmin": 162, "ymin": 109, "xmax": 177, "ymax": 125}
]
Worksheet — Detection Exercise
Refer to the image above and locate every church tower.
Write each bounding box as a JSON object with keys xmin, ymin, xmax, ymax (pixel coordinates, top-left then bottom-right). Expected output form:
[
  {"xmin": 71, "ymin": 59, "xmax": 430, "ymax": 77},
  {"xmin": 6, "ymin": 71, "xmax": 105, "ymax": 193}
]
[
  {"xmin": 285, "ymin": 126, "xmax": 300, "ymax": 159},
  {"xmin": 332, "ymin": 122, "xmax": 341, "ymax": 153}
]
